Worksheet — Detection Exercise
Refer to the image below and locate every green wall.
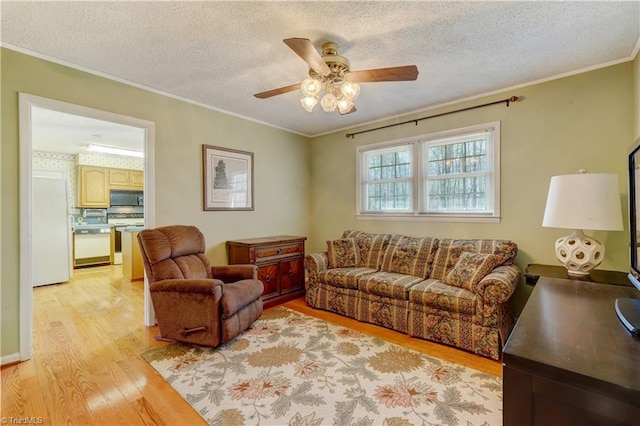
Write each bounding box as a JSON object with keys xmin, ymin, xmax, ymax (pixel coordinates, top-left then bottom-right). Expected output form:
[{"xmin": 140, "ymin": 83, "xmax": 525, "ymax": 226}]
[
  {"xmin": 0, "ymin": 48, "xmax": 310, "ymax": 359},
  {"xmin": 308, "ymin": 62, "xmax": 634, "ymax": 314},
  {"xmin": 634, "ymin": 52, "xmax": 640, "ymax": 139}
]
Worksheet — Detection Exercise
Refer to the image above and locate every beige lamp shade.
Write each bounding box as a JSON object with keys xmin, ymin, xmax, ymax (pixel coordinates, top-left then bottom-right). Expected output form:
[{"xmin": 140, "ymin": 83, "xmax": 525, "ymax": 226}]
[
  {"xmin": 542, "ymin": 173, "xmax": 623, "ymax": 231},
  {"xmin": 542, "ymin": 172, "xmax": 623, "ymax": 275}
]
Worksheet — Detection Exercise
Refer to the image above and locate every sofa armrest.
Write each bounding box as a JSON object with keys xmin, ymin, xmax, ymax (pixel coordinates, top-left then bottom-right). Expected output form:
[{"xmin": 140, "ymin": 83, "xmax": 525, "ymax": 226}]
[
  {"xmin": 473, "ymin": 264, "xmax": 521, "ymax": 305},
  {"xmin": 305, "ymin": 252, "xmax": 329, "ymax": 276},
  {"xmin": 151, "ymin": 278, "xmax": 224, "ymax": 295},
  {"xmin": 212, "ymin": 265, "xmax": 258, "ymax": 282}
]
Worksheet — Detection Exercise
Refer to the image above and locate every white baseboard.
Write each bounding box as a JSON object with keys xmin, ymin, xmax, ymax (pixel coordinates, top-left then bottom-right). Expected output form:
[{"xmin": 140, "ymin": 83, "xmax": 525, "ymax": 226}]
[{"xmin": 1, "ymin": 352, "xmax": 20, "ymax": 366}]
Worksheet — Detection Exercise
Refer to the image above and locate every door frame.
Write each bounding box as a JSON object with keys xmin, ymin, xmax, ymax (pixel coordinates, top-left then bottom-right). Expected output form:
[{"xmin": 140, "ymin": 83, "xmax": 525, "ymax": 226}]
[{"xmin": 18, "ymin": 93, "xmax": 156, "ymax": 360}]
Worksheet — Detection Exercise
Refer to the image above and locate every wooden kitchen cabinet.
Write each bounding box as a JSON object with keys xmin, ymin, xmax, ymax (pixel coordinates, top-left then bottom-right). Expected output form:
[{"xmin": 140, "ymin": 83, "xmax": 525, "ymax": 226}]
[
  {"xmin": 122, "ymin": 229, "xmax": 144, "ymax": 280},
  {"xmin": 109, "ymin": 168, "xmax": 144, "ymax": 189},
  {"xmin": 129, "ymin": 170, "xmax": 144, "ymax": 188},
  {"xmin": 77, "ymin": 165, "xmax": 109, "ymax": 207},
  {"xmin": 227, "ymin": 236, "xmax": 306, "ymax": 308}
]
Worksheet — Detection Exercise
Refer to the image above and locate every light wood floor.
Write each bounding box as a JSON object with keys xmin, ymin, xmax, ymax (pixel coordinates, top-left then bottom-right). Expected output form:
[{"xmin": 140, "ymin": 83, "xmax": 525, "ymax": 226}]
[{"xmin": 1, "ymin": 265, "xmax": 501, "ymax": 425}]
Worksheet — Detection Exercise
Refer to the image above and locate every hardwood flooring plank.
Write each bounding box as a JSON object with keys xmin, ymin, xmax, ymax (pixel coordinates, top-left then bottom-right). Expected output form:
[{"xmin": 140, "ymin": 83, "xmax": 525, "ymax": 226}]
[
  {"xmin": 117, "ymin": 356, "xmax": 206, "ymax": 425},
  {"xmin": 0, "ymin": 365, "xmax": 23, "ymax": 416},
  {"xmin": 12, "ymin": 360, "xmax": 50, "ymax": 423},
  {"xmin": 43, "ymin": 322, "xmax": 95, "ymax": 425}
]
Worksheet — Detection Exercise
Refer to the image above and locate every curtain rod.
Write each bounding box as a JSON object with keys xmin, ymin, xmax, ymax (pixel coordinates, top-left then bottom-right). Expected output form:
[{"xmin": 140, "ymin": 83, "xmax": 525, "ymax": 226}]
[{"xmin": 345, "ymin": 95, "xmax": 519, "ymax": 139}]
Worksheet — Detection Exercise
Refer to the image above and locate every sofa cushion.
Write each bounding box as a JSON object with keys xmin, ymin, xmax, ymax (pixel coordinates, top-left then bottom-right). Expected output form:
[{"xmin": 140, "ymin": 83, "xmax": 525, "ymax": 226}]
[
  {"xmin": 341, "ymin": 230, "xmax": 392, "ymax": 269},
  {"xmin": 429, "ymin": 239, "xmax": 516, "ymax": 281},
  {"xmin": 444, "ymin": 252, "xmax": 504, "ymax": 292},
  {"xmin": 327, "ymin": 238, "xmax": 360, "ymax": 268},
  {"xmin": 317, "ymin": 267, "xmax": 378, "ymax": 290},
  {"xmin": 409, "ymin": 280, "xmax": 478, "ymax": 315},
  {"xmin": 357, "ymin": 271, "xmax": 424, "ymax": 299},
  {"xmin": 380, "ymin": 235, "xmax": 438, "ymax": 279}
]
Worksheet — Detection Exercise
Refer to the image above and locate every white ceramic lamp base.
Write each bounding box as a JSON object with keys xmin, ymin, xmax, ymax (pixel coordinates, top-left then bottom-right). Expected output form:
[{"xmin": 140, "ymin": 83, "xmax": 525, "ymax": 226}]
[{"xmin": 554, "ymin": 229, "xmax": 604, "ymax": 276}]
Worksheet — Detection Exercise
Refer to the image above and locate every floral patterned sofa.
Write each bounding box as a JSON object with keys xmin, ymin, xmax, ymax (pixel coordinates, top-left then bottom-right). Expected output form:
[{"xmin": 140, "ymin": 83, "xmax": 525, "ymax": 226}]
[{"xmin": 304, "ymin": 230, "xmax": 520, "ymax": 360}]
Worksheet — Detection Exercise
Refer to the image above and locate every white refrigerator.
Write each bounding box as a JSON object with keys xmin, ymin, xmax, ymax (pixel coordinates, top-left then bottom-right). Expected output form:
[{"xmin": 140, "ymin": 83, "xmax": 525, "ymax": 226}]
[{"xmin": 32, "ymin": 176, "xmax": 72, "ymax": 287}]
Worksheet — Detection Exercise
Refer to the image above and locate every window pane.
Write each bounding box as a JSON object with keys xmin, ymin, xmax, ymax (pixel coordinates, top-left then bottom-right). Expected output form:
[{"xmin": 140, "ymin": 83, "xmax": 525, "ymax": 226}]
[
  {"xmin": 368, "ymin": 164, "xmax": 381, "ymax": 180},
  {"xmin": 365, "ymin": 180, "xmax": 411, "ymax": 211},
  {"xmin": 381, "ymin": 165, "xmax": 395, "ymax": 179},
  {"xmin": 361, "ymin": 145, "xmax": 413, "ymax": 212},
  {"xmin": 426, "ymin": 176, "xmax": 486, "ymax": 211},
  {"xmin": 428, "ymin": 139, "xmax": 487, "ymax": 176}
]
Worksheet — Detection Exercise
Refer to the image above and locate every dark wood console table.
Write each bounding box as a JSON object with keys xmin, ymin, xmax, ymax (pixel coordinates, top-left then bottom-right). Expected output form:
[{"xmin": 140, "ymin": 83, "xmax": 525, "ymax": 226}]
[
  {"xmin": 227, "ymin": 236, "xmax": 306, "ymax": 309},
  {"xmin": 503, "ymin": 277, "xmax": 640, "ymax": 425}
]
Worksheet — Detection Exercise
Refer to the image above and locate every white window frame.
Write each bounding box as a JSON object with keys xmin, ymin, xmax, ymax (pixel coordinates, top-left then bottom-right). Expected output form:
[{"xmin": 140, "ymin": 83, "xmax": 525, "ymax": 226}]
[
  {"xmin": 359, "ymin": 143, "xmax": 415, "ymax": 214},
  {"xmin": 356, "ymin": 121, "xmax": 501, "ymax": 223}
]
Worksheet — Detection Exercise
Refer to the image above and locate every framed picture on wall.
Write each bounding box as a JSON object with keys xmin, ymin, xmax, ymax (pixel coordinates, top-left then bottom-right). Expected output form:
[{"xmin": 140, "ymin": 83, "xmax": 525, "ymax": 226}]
[{"xmin": 203, "ymin": 145, "xmax": 254, "ymax": 211}]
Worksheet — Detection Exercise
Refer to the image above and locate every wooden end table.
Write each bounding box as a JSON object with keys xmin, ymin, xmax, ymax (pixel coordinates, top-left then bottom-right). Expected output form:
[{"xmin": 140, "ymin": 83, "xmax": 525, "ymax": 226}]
[
  {"xmin": 226, "ymin": 236, "xmax": 306, "ymax": 309},
  {"xmin": 524, "ymin": 263, "xmax": 630, "ymax": 287}
]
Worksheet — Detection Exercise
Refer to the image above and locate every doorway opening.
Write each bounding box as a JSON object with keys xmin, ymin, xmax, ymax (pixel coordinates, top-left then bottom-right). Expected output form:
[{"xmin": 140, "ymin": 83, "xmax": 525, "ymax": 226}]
[{"xmin": 18, "ymin": 93, "xmax": 156, "ymax": 361}]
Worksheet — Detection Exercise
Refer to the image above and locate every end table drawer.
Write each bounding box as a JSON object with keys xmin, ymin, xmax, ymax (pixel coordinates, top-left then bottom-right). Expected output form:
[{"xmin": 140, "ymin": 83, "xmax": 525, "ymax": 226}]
[{"xmin": 255, "ymin": 243, "xmax": 302, "ymax": 260}]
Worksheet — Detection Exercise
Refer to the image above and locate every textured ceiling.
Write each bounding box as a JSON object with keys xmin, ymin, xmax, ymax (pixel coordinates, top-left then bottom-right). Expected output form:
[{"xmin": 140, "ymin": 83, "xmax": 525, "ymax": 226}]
[{"xmin": 2, "ymin": 1, "xmax": 639, "ymax": 139}]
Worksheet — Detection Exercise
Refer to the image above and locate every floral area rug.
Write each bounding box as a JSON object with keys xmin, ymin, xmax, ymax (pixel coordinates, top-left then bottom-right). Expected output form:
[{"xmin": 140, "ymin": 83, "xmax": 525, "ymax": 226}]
[{"xmin": 141, "ymin": 307, "xmax": 502, "ymax": 426}]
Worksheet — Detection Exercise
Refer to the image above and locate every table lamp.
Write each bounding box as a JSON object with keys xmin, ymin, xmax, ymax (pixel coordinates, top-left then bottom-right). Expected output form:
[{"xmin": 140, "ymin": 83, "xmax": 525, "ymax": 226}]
[{"xmin": 542, "ymin": 170, "xmax": 623, "ymax": 276}]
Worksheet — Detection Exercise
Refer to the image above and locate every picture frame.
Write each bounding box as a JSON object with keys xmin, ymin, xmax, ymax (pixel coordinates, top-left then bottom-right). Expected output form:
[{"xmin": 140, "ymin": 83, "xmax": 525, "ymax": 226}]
[{"xmin": 203, "ymin": 145, "xmax": 254, "ymax": 211}]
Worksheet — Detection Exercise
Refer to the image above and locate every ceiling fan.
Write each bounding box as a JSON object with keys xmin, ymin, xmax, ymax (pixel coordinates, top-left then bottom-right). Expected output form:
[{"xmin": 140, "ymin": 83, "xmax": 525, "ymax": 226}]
[{"xmin": 254, "ymin": 38, "xmax": 419, "ymax": 115}]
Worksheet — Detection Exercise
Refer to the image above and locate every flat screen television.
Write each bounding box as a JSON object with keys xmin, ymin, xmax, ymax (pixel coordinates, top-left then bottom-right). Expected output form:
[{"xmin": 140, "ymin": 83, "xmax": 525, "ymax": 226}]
[{"xmin": 616, "ymin": 137, "xmax": 640, "ymax": 336}]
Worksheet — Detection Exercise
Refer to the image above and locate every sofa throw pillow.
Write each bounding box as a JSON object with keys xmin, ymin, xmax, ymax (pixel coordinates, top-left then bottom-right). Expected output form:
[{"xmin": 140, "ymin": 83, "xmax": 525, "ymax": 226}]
[
  {"xmin": 444, "ymin": 252, "xmax": 504, "ymax": 291},
  {"xmin": 327, "ymin": 238, "xmax": 360, "ymax": 268},
  {"xmin": 342, "ymin": 230, "xmax": 392, "ymax": 269},
  {"xmin": 380, "ymin": 236, "xmax": 438, "ymax": 279}
]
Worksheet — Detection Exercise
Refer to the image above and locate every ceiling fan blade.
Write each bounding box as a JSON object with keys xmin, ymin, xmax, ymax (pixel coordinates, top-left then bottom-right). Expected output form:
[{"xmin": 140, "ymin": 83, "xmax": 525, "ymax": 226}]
[
  {"xmin": 283, "ymin": 38, "xmax": 331, "ymax": 76},
  {"xmin": 348, "ymin": 65, "xmax": 419, "ymax": 83},
  {"xmin": 254, "ymin": 83, "xmax": 301, "ymax": 99}
]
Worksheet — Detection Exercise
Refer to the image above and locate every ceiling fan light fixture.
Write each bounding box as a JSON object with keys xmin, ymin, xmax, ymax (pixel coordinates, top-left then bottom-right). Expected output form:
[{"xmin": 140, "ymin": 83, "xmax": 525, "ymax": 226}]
[
  {"xmin": 340, "ymin": 80, "xmax": 360, "ymax": 100},
  {"xmin": 320, "ymin": 92, "xmax": 338, "ymax": 112},
  {"xmin": 254, "ymin": 38, "xmax": 418, "ymax": 117},
  {"xmin": 301, "ymin": 78, "xmax": 322, "ymax": 97},
  {"xmin": 337, "ymin": 97, "xmax": 354, "ymax": 114},
  {"xmin": 300, "ymin": 95, "xmax": 318, "ymax": 112}
]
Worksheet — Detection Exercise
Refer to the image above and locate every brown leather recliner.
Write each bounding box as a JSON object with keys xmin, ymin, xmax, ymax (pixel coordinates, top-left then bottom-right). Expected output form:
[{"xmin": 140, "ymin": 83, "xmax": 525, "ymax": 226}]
[{"xmin": 137, "ymin": 225, "xmax": 264, "ymax": 346}]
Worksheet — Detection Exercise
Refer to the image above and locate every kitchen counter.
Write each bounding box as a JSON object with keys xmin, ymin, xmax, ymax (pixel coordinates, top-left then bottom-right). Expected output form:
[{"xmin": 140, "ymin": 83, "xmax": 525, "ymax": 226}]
[{"xmin": 122, "ymin": 228, "xmax": 144, "ymax": 280}]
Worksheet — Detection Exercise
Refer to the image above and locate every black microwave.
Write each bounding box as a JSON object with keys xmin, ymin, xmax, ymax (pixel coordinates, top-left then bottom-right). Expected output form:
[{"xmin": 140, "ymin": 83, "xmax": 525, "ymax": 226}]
[{"xmin": 110, "ymin": 190, "xmax": 143, "ymax": 206}]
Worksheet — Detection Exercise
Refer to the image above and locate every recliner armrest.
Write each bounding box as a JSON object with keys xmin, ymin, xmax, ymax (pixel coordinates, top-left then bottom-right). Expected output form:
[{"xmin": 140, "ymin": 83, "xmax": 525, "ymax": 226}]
[
  {"xmin": 151, "ymin": 278, "xmax": 224, "ymax": 295},
  {"xmin": 212, "ymin": 265, "xmax": 258, "ymax": 282},
  {"xmin": 473, "ymin": 264, "xmax": 521, "ymax": 305}
]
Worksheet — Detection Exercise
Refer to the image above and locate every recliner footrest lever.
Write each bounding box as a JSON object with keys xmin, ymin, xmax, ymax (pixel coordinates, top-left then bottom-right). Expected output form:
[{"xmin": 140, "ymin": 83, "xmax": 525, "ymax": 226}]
[{"xmin": 180, "ymin": 326, "xmax": 207, "ymax": 337}]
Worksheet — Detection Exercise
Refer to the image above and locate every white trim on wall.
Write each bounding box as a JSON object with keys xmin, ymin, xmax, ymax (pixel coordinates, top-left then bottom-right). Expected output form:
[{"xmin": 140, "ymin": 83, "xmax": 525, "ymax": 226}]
[
  {"xmin": 18, "ymin": 93, "xmax": 157, "ymax": 361},
  {"xmin": 1, "ymin": 352, "xmax": 20, "ymax": 366}
]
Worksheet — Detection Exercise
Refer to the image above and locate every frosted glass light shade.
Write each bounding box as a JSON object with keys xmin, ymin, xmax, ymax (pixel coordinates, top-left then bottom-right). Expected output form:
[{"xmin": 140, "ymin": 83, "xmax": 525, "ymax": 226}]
[
  {"xmin": 300, "ymin": 95, "xmax": 318, "ymax": 112},
  {"xmin": 337, "ymin": 98, "xmax": 354, "ymax": 114},
  {"xmin": 340, "ymin": 81, "xmax": 360, "ymax": 100},
  {"xmin": 320, "ymin": 93, "xmax": 337, "ymax": 112},
  {"xmin": 542, "ymin": 172, "xmax": 623, "ymax": 275},
  {"xmin": 301, "ymin": 78, "xmax": 321, "ymax": 97}
]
